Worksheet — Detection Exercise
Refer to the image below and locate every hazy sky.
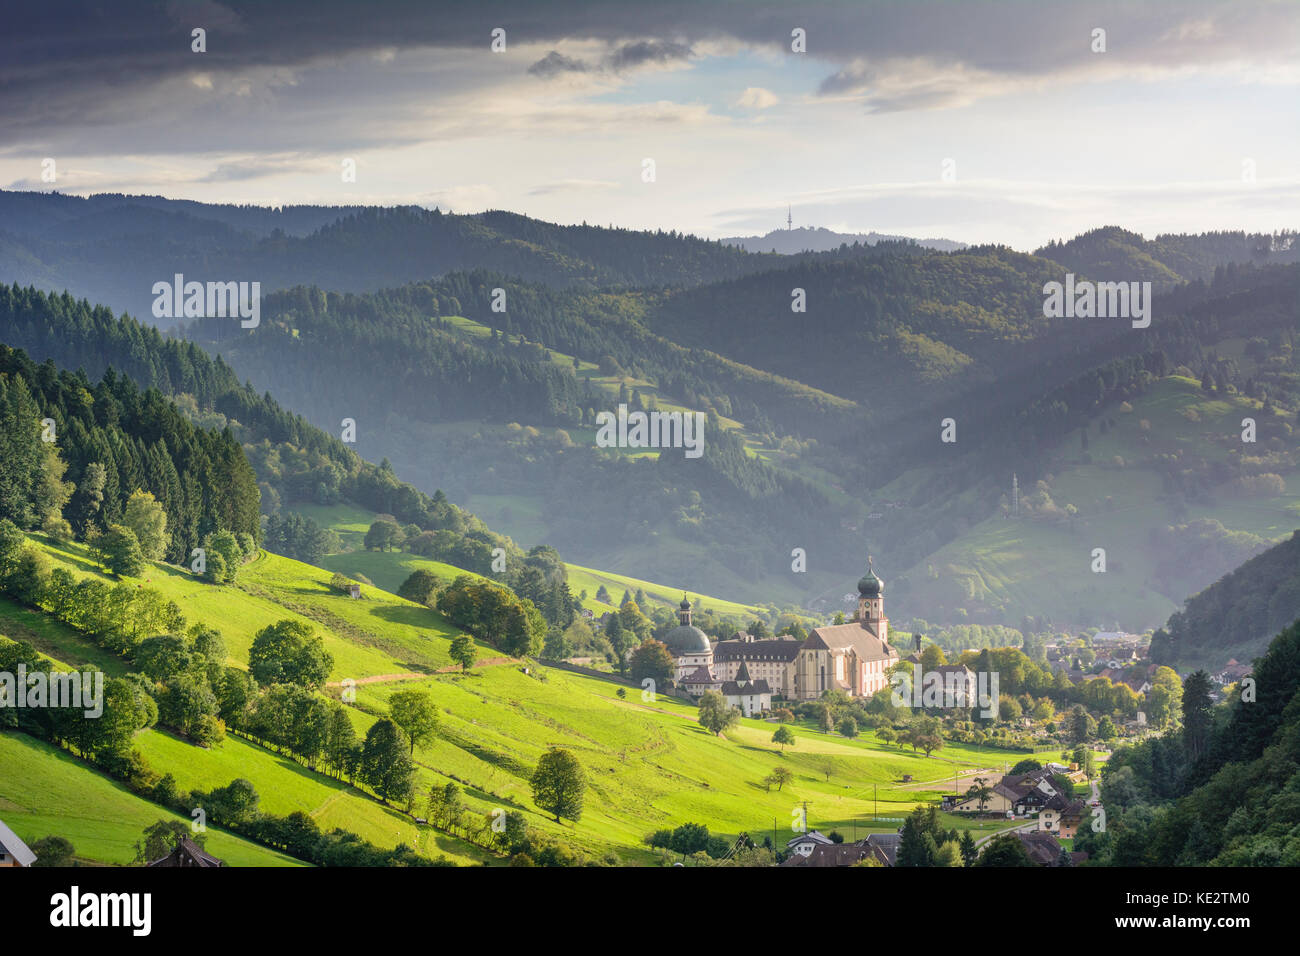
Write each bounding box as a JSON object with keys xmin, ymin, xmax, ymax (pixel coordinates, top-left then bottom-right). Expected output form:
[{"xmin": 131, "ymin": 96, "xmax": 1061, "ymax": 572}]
[{"xmin": 2, "ymin": 0, "xmax": 1296, "ymax": 249}]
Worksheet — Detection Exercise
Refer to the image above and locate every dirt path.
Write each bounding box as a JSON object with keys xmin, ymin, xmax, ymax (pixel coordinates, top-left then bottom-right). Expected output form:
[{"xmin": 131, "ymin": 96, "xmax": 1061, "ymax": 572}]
[
  {"xmin": 325, "ymin": 656, "xmax": 515, "ymax": 688},
  {"xmin": 897, "ymin": 768, "xmax": 1003, "ymax": 791}
]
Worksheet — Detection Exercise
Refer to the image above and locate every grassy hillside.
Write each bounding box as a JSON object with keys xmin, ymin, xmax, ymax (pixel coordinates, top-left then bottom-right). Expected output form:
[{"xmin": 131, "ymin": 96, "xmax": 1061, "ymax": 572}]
[
  {"xmin": 0, "ymin": 732, "xmax": 303, "ymax": 866},
  {"xmin": 346, "ymin": 664, "xmax": 1030, "ymax": 861},
  {"xmin": 287, "ymin": 501, "xmax": 770, "ymax": 618},
  {"xmin": 893, "ymin": 375, "xmax": 1299, "ymax": 635},
  {"xmin": 4, "ymin": 529, "xmax": 1031, "ymax": 865},
  {"xmin": 28, "ymin": 535, "xmax": 475, "ymax": 681}
]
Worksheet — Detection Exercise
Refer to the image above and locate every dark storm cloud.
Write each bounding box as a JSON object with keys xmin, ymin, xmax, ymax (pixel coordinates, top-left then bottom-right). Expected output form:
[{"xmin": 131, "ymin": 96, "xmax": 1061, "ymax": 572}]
[
  {"xmin": 605, "ymin": 39, "xmax": 693, "ymax": 71},
  {"xmin": 527, "ymin": 51, "xmax": 591, "ymax": 78},
  {"xmin": 0, "ymin": 0, "xmax": 1294, "ymax": 153},
  {"xmin": 527, "ymin": 38, "xmax": 691, "ymax": 80}
]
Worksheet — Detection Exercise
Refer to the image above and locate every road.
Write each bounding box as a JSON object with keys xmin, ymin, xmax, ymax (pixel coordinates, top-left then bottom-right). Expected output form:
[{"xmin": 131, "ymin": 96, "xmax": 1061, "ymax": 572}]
[{"xmin": 973, "ymin": 819, "xmax": 1039, "ymax": 849}]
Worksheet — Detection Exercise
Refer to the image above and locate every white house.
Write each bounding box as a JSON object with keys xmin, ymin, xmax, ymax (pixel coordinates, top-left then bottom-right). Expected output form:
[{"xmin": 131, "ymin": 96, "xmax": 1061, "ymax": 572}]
[
  {"xmin": 786, "ymin": 831, "xmax": 835, "ymax": 858},
  {"xmin": 721, "ymin": 661, "xmax": 772, "ymax": 717}
]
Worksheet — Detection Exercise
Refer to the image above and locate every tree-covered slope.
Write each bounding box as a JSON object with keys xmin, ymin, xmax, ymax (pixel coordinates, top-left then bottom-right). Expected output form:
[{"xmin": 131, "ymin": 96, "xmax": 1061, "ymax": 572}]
[{"xmin": 1151, "ymin": 530, "xmax": 1300, "ymax": 668}]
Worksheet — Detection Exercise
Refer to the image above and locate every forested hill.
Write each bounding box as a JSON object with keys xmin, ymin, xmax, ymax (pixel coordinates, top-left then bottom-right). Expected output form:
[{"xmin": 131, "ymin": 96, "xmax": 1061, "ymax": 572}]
[
  {"xmin": 1087, "ymin": 615, "xmax": 1300, "ymax": 866},
  {"xmin": 188, "ymin": 276, "xmax": 859, "ymax": 441},
  {"xmin": 1035, "ymin": 226, "xmax": 1300, "ymax": 285},
  {"xmin": 0, "ymin": 191, "xmax": 789, "ymax": 326},
  {"xmin": 0, "ymin": 284, "xmax": 551, "ymax": 580},
  {"xmin": 1151, "ymin": 530, "xmax": 1300, "ymax": 668},
  {"xmin": 0, "ymin": 342, "xmax": 260, "ymax": 563}
]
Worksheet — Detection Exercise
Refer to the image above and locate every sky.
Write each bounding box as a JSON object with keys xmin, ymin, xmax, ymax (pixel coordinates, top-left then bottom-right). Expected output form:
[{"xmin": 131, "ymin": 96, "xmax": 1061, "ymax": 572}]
[{"xmin": 1, "ymin": 0, "xmax": 1297, "ymax": 250}]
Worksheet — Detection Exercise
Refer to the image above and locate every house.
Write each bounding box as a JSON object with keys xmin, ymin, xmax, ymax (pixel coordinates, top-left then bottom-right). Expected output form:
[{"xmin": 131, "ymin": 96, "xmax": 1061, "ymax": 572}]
[
  {"xmin": 781, "ymin": 833, "xmax": 900, "ymax": 867},
  {"xmin": 720, "ymin": 661, "xmax": 771, "ymax": 717},
  {"xmin": 147, "ymin": 836, "xmax": 225, "ymax": 868},
  {"xmin": 0, "ymin": 818, "xmax": 37, "ymax": 867},
  {"xmin": 1039, "ymin": 795, "xmax": 1087, "ymax": 838},
  {"xmin": 785, "ymin": 831, "xmax": 835, "ymax": 858},
  {"xmin": 347, "ymin": 583, "xmax": 361, "ymax": 599},
  {"xmin": 1216, "ymin": 659, "xmax": 1253, "ymax": 683},
  {"xmin": 953, "ymin": 769, "xmax": 1067, "ymax": 817},
  {"xmin": 1015, "ymin": 830, "xmax": 1087, "ymax": 867}
]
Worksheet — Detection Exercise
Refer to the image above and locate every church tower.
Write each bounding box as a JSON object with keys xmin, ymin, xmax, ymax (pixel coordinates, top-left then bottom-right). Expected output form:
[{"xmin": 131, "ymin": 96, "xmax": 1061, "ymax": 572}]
[
  {"xmin": 677, "ymin": 594, "xmax": 693, "ymax": 627},
  {"xmin": 855, "ymin": 556, "xmax": 888, "ymax": 644}
]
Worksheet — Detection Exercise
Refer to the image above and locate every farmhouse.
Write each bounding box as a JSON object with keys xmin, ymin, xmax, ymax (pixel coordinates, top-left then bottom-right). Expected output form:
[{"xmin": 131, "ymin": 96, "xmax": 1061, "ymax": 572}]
[
  {"xmin": 1039, "ymin": 795, "xmax": 1087, "ymax": 838},
  {"xmin": 781, "ymin": 832, "xmax": 900, "ymax": 867},
  {"xmin": 952, "ymin": 768, "xmax": 1070, "ymax": 817},
  {"xmin": 1016, "ymin": 830, "xmax": 1088, "ymax": 867},
  {"xmin": 785, "ymin": 831, "xmax": 835, "ymax": 858},
  {"xmin": 793, "ymin": 558, "xmax": 898, "ymax": 700},
  {"xmin": 0, "ymin": 817, "xmax": 36, "ymax": 867}
]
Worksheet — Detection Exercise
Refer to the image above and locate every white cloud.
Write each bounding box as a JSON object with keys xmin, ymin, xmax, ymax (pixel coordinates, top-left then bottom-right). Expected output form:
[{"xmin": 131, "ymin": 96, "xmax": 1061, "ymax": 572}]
[{"xmin": 736, "ymin": 87, "xmax": 779, "ymax": 109}]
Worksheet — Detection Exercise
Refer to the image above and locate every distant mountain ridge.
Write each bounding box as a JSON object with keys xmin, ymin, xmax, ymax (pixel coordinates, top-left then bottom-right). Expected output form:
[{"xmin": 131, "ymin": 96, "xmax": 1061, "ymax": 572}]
[{"xmin": 722, "ymin": 225, "xmax": 965, "ymax": 254}]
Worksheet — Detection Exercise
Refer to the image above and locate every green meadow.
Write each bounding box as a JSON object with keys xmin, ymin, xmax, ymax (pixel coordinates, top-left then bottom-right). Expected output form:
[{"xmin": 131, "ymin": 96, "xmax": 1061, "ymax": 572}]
[
  {"xmin": 4, "ymin": 530, "xmax": 1029, "ymax": 866},
  {"xmin": 285, "ymin": 502, "xmax": 771, "ymax": 618},
  {"xmin": 0, "ymin": 732, "xmax": 302, "ymax": 867}
]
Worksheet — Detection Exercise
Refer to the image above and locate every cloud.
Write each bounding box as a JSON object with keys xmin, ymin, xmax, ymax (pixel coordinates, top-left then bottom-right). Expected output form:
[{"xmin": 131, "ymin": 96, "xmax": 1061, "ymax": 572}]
[
  {"xmin": 528, "ymin": 178, "xmax": 619, "ymax": 196},
  {"xmin": 527, "ymin": 51, "xmax": 591, "ymax": 78},
  {"xmin": 197, "ymin": 156, "xmax": 317, "ymax": 182},
  {"xmin": 2, "ymin": 0, "xmax": 1295, "ymax": 150},
  {"xmin": 421, "ymin": 183, "xmax": 499, "ymax": 213},
  {"xmin": 735, "ymin": 87, "xmax": 779, "ymax": 109},
  {"xmin": 605, "ymin": 39, "xmax": 693, "ymax": 72}
]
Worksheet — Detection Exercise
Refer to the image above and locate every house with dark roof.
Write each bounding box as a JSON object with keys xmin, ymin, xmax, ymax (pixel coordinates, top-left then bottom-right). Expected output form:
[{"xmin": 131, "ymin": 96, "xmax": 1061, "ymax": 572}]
[
  {"xmin": 1039, "ymin": 795, "xmax": 1088, "ymax": 838},
  {"xmin": 781, "ymin": 833, "xmax": 900, "ymax": 867},
  {"xmin": 720, "ymin": 661, "xmax": 772, "ymax": 716},
  {"xmin": 953, "ymin": 768, "xmax": 1066, "ymax": 816},
  {"xmin": 1015, "ymin": 830, "xmax": 1087, "ymax": 867},
  {"xmin": 785, "ymin": 831, "xmax": 835, "ymax": 859},
  {"xmin": 0, "ymin": 818, "xmax": 37, "ymax": 867},
  {"xmin": 147, "ymin": 836, "xmax": 224, "ymax": 868}
]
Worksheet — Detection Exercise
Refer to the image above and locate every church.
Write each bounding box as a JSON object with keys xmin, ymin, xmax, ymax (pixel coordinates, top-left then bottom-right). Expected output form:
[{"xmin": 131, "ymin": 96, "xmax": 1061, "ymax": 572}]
[
  {"xmin": 792, "ymin": 558, "xmax": 898, "ymax": 700},
  {"xmin": 652, "ymin": 556, "xmax": 898, "ymax": 706}
]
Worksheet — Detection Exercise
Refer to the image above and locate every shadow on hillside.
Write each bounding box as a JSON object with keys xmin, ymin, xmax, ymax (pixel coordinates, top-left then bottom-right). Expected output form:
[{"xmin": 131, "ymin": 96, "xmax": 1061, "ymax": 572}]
[
  {"xmin": 369, "ymin": 604, "xmax": 447, "ymax": 630},
  {"xmin": 34, "ymin": 536, "xmax": 106, "ymax": 577}
]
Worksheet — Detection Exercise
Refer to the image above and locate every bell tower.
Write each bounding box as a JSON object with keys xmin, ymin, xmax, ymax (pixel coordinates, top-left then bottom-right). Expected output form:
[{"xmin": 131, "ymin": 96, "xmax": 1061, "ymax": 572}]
[{"xmin": 856, "ymin": 556, "xmax": 888, "ymax": 643}]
